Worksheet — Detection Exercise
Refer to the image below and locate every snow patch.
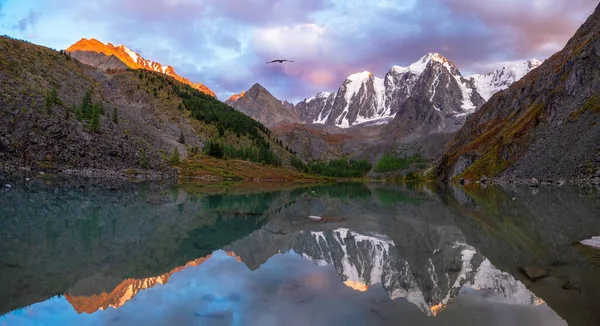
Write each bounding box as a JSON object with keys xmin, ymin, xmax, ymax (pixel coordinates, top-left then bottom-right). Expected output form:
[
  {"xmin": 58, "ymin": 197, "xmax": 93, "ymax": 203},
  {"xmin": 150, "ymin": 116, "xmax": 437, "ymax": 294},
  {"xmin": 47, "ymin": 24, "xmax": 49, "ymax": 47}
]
[
  {"xmin": 306, "ymin": 91, "xmax": 332, "ymax": 103},
  {"xmin": 467, "ymin": 59, "xmax": 542, "ymax": 100}
]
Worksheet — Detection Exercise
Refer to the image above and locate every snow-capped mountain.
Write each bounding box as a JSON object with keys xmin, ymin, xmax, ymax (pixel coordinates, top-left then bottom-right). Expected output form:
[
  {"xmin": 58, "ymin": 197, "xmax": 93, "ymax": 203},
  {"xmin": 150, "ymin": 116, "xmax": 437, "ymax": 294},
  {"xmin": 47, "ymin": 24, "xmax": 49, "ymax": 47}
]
[
  {"xmin": 67, "ymin": 38, "xmax": 215, "ymax": 97},
  {"xmin": 296, "ymin": 53, "xmax": 485, "ymax": 129},
  {"xmin": 228, "ymin": 225, "xmax": 545, "ymax": 317},
  {"xmin": 296, "ymin": 54, "xmax": 542, "ymax": 131},
  {"xmin": 467, "ymin": 59, "xmax": 543, "ymax": 100},
  {"xmin": 297, "ymin": 228, "xmax": 478, "ymax": 315}
]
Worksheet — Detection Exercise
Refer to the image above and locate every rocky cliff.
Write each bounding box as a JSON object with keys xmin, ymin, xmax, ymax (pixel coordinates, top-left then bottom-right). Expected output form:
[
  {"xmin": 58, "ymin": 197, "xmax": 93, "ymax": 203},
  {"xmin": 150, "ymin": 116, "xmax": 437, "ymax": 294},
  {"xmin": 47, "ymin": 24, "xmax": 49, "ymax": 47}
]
[{"xmin": 437, "ymin": 4, "xmax": 600, "ymax": 182}]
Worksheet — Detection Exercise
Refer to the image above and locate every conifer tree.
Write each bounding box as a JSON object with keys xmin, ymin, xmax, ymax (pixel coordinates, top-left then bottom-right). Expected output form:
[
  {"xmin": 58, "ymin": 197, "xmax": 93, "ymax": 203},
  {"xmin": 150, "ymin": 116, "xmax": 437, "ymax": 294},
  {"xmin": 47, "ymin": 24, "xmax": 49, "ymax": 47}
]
[
  {"xmin": 89, "ymin": 105, "xmax": 100, "ymax": 133},
  {"xmin": 112, "ymin": 108, "xmax": 118, "ymax": 124},
  {"xmin": 75, "ymin": 105, "xmax": 83, "ymax": 121},
  {"xmin": 170, "ymin": 147, "xmax": 181, "ymax": 165},
  {"xmin": 82, "ymin": 89, "xmax": 92, "ymax": 120}
]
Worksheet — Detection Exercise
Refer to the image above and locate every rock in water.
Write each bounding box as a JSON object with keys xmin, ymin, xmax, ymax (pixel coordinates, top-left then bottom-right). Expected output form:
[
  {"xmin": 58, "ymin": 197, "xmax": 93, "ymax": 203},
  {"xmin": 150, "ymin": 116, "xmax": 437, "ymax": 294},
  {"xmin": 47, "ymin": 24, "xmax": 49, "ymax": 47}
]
[
  {"xmin": 521, "ymin": 266, "xmax": 549, "ymax": 281},
  {"xmin": 580, "ymin": 236, "xmax": 600, "ymax": 249},
  {"xmin": 529, "ymin": 178, "xmax": 540, "ymax": 188}
]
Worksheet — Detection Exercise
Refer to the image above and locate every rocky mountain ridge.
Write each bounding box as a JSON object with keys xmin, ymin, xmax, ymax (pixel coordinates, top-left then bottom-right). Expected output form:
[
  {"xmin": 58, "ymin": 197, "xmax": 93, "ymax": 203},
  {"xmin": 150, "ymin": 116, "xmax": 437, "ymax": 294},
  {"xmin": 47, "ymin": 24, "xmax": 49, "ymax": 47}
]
[
  {"xmin": 292, "ymin": 53, "xmax": 483, "ymax": 129},
  {"xmin": 225, "ymin": 83, "xmax": 301, "ymax": 127},
  {"xmin": 228, "ymin": 54, "xmax": 540, "ymax": 150},
  {"xmin": 294, "ymin": 54, "xmax": 541, "ymax": 130},
  {"xmin": 67, "ymin": 38, "xmax": 216, "ymax": 97}
]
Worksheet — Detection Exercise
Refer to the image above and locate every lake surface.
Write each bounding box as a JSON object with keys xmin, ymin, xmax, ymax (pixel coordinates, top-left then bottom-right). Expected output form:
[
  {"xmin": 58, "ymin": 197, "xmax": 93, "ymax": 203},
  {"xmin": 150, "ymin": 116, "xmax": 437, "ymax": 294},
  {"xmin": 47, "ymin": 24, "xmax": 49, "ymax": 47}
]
[{"xmin": 1, "ymin": 176, "xmax": 599, "ymax": 326}]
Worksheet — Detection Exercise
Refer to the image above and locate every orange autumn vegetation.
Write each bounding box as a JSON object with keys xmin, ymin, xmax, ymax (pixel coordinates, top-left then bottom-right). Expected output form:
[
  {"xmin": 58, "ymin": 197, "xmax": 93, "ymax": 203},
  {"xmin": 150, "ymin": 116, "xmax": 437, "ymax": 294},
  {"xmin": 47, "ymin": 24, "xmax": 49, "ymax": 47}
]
[{"xmin": 178, "ymin": 154, "xmax": 332, "ymax": 183}]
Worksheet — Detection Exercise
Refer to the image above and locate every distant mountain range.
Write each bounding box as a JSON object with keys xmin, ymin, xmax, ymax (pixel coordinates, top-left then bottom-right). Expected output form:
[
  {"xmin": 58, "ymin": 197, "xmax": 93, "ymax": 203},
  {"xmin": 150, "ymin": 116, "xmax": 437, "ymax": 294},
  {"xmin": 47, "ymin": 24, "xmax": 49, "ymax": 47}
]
[
  {"xmin": 1, "ymin": 2, "xmax": 598, "ymax": 183},
  {"xmin": 228, "ymin": 54, "xmax": 541, "ymax": 132},
  {"xmin": 67, "ymin": 38, "xmax": 216, "ymax": 97}
]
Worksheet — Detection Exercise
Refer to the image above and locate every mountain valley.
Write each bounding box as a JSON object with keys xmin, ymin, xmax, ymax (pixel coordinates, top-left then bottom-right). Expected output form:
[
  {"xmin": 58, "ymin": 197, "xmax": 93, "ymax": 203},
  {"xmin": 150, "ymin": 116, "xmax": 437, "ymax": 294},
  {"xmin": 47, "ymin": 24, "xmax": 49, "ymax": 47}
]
[{"xmin": 1, "ymin": 4, "xmax": 599, "ymax": 184}]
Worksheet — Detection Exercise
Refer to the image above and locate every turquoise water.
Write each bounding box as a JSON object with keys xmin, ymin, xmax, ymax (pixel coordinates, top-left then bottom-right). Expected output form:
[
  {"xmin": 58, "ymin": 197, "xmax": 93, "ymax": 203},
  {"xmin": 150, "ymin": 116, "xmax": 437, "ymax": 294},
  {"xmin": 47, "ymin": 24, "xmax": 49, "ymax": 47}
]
[{"xmin": 1, "ymin": 178, "xmax": 599, "ymax": 326}]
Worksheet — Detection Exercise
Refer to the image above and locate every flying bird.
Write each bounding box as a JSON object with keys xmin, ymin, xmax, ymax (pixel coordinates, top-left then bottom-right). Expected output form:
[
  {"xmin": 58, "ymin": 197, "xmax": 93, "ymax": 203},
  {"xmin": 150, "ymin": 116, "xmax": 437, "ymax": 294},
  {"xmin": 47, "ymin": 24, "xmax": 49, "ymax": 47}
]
[{"xmin": 267, "ymin": 59, "xmax": 294, "ymax": 64}]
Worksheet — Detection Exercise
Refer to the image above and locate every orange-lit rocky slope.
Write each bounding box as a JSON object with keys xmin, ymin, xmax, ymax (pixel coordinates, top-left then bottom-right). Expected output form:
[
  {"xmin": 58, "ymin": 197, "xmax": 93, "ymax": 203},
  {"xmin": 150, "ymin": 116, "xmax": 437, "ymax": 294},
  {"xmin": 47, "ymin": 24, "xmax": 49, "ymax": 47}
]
[
  {"xmin": 65, "ymin": 252, "xmax": 241, "ymax": 314},
  {"xmin": 226, "ymin": 91, "xmax": 246, "ymax": 102},
  {"xmin": 67, "ymin": 38, "xmax": 216, "ymax": 97}
]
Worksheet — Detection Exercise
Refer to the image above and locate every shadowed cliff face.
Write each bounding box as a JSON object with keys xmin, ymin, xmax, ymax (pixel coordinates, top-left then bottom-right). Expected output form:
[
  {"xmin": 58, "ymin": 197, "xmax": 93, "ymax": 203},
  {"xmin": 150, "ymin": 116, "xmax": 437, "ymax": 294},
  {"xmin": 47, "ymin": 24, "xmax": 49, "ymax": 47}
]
[{"xmin": 1, "ymin": 178, "xmax": 598, "ymax": 325}]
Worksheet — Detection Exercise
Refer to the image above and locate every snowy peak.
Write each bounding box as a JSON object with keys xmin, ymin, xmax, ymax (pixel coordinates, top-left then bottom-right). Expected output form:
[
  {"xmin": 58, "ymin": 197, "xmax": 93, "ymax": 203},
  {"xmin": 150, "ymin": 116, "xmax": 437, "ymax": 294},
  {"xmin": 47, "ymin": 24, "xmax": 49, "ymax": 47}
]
[
  {"xmin": 346, "ymin": 71, "xmax": 374, "ymax": 82},
  {"xmin": 295, "ymin": 52, "xmax": 485, "ymax": 130},
  {"xmin": 467, "ymin": 59, "xmax": 543, "ymax": 100},
  {"xmin": 391, "ymin": 53, "xmax": 455, "ymax": 76},
  {"xmin": 306, "ymin": 91, "xmax": 333, "ymax": 103},
  {"xmin": 67, "ymin": 38, "xmax": 216, "ymax": 97}
]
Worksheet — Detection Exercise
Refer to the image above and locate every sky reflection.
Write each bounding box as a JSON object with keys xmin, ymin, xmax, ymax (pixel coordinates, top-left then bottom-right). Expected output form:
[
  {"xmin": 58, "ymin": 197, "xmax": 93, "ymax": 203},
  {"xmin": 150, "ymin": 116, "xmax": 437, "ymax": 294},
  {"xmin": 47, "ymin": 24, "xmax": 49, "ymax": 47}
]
[{"xmin": 0, "ymin": 250, "xmax": 566, "ymax": 326}]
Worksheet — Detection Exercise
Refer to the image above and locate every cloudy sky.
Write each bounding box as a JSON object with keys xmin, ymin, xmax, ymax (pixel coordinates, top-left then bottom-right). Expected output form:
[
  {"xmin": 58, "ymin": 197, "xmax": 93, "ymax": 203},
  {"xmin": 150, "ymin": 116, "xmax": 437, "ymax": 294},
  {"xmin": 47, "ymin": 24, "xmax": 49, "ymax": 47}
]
[{"xmin": 0, "ymin": 0, "xmax": 597, "ymax": 102}]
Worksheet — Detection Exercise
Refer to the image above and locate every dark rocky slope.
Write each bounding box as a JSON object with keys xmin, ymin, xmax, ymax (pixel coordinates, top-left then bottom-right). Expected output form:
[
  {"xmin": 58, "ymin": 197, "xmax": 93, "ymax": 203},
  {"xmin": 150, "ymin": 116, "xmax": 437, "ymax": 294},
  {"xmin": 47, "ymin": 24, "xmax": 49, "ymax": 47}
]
[
  {"xmin": 68, "ymin": 51, "xmax": 128, "ymax": 71},
  {"xmin": 437, "ymin": 4, "xmax": 600, "ymax": 183}
]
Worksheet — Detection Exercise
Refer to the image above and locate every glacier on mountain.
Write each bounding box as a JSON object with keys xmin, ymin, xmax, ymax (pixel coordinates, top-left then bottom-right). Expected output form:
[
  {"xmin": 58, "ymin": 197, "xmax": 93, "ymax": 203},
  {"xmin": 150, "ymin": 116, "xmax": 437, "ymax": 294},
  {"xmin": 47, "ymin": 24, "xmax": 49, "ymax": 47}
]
[{"xmin": 467, "ymin": 59, "xmax": 543, "ymax": 100}]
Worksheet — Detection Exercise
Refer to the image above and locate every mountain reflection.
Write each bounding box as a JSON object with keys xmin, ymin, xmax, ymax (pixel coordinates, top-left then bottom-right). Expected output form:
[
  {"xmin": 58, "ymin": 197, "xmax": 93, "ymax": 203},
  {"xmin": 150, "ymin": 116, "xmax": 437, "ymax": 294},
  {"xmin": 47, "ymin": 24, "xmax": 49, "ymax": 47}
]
[
  {"xmin": 65, "ymin": 252, "xmax": 241, "ymax": 314},
  {"xmin": 1, "ymin": 178, "xmax": 598, "ymax": 325}
]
